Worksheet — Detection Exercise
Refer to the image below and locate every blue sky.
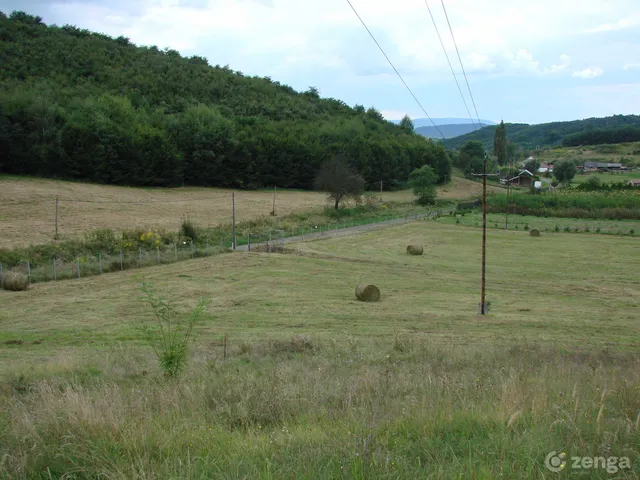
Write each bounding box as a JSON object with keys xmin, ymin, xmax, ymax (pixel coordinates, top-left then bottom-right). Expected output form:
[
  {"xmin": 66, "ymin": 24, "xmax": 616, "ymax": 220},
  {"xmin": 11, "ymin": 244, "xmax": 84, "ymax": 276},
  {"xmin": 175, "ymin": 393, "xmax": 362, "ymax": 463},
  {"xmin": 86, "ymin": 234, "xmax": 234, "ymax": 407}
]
[{"xmin": 5, "ymin": 0, "xmax": 640, "ymax": 124}]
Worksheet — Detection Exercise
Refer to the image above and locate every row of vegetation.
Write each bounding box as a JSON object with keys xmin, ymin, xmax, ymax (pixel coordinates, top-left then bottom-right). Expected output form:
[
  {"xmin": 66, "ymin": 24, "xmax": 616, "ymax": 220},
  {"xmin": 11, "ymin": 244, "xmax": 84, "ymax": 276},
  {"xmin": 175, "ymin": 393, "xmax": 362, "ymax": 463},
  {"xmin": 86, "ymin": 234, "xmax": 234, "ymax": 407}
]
[
  {"xmin": 441, "ymin": 212, "xmax": 637, "ymax": 236},
  {"xmin": 563, "ymin": 126, "xmax": 640, "ymax": 147},
  {"xmin": 485, "ymin": 191, "xmax": 640, "ymax": 220},
  {"xmin": 444, "ymin": 114, "xmax": 640, "ymax": 151}
]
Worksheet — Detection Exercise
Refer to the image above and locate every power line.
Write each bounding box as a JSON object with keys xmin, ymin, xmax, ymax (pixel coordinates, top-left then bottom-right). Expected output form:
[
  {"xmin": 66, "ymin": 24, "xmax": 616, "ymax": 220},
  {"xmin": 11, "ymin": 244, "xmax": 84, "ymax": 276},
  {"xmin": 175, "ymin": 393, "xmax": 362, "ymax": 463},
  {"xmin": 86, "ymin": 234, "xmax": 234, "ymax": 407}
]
[
  {"xmin": 423, "ymin": 0, "xmax": 477, "ymax": 131},
  {"xmin": 440, "ymin": 0, "xmax": 483, "ymax": 127},
  {"xmin": 346, "ymin": 0, "xmax": 445, "ymax": 139}
]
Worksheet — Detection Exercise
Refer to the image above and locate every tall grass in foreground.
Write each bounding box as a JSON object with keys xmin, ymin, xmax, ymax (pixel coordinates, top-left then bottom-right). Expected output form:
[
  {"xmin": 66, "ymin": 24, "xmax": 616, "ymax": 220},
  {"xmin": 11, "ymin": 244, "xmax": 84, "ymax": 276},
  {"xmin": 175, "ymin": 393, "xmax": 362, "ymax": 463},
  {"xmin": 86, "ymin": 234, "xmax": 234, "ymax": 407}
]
[{"xmin": 1, "ymin": 338, "xmax": 638, "ymax": 478}]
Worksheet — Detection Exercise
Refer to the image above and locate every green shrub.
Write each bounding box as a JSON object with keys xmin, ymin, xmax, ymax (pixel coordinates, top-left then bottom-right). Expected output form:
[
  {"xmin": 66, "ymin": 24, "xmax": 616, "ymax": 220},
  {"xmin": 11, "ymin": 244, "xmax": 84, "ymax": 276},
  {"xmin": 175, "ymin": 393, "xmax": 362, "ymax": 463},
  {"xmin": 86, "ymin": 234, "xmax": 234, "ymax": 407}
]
[
  {"xmin": 564, "ymin": 226, "xmax": 571, "ymax": 232},
  {"xmin": 180, "ymin": 217, "xmax": 198, "ymax": 241},
  {"xmin": 84, "ymin": 228, "xmax": 119, "ymax": 253},
  {"xmin": 554, "ymin": 225, "xmax": 560, "ymax": 232}
]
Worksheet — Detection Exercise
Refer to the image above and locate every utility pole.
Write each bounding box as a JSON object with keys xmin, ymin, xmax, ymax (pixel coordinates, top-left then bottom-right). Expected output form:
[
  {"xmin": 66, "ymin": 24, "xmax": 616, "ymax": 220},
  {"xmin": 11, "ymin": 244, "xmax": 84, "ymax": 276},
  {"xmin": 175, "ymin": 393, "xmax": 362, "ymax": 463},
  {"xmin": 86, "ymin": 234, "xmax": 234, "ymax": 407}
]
[
  {"xmin": 55, "ymin": 196, "xmax": 59, "ymax": 239},
  {"xmin": 272, "ymin": 185, "xmax": 276, "ymax": 216},
  {"xmin": 232, "ymin": 192, "xmax": 236, "ymax": 250},
  {"xmin": 505, "ymin": 178, "xmax": 512, "ymax": 230},
  {"xmin": 471, "ymin": 153, "xmax": 499, "ymax": 315}
]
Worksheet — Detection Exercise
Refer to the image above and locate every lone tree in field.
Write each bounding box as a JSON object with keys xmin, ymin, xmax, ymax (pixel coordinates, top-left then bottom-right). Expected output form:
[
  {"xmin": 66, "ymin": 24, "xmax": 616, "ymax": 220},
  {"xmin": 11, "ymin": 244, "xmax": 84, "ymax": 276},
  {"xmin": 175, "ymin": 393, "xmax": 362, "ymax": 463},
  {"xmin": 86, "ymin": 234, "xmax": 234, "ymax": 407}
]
[
  {"xmin": 553, "ymin": 160, "xmax": 577, "ymax": 184},
  {"xmin": 315, "ymin": 156, "xmax": 365, "ymax": 209},
  {"xmin": 408, "ymin": 165, "xmax": 438, "ymax": 205},
  {"xmin": 493, "ymin": 120, "xmax": 507, "ymax": 165}
]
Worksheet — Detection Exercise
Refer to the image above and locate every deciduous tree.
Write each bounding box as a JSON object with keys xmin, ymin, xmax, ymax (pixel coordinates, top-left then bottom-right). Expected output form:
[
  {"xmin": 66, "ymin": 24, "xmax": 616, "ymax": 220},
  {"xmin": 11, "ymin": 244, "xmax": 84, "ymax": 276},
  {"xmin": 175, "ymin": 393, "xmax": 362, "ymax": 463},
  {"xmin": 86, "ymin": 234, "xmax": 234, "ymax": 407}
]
[{"xmin": 314, "ymin": 156, "xmax": 365, "ymax": 209}]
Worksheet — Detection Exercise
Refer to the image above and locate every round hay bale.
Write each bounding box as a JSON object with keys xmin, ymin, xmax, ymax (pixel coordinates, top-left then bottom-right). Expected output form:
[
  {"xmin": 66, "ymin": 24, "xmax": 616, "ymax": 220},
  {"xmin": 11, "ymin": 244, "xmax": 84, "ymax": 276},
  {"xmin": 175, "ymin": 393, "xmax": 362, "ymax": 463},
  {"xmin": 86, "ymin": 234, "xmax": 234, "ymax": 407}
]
[
  {"xmin": 530, "ymin": 229, "xmax": 541, "ymax": 237},
  {"xmin": 355, "ymin": 283, "xmax": 380, "ymax": 302},
  {"xmin": 0, "ymin": 272, "xmax": 30, "ymax": 292},
  {"xmin": 406, "ymin": 245, "xmax": 424, "ymax": 255}
]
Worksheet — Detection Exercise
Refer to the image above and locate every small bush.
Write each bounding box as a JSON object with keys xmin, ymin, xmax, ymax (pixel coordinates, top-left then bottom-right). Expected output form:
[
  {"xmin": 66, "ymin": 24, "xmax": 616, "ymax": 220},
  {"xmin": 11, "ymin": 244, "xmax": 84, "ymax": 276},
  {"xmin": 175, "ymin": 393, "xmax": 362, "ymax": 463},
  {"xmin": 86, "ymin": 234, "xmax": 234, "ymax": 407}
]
[
  {"xmin": 84, "ymin": 228, "xmax": 119, "ymax": 253},
  {"xmin": 524, "ymin": 224, "xmax": 529, "ymax": 231},
  {"xmin": 630, "ymin": 229, "xmax": 635, "ymax": 235},
  {"xmin": 180, "ymin": 216, "xmax": 198, "ymax": 241},
  {"xmin": 554, "ymin": 225, "xmax": 560, "ymax": 232},
  {"xmin": 0, "ymin": 272, "xmax": 30, "ymax": 291},
  {"xmin": 564, "ymin": 226, "xmax": 571, "ymax": 232},
  {"xmin": 596, "ymin": 227, "xmax": 601, "ymax": 233}
]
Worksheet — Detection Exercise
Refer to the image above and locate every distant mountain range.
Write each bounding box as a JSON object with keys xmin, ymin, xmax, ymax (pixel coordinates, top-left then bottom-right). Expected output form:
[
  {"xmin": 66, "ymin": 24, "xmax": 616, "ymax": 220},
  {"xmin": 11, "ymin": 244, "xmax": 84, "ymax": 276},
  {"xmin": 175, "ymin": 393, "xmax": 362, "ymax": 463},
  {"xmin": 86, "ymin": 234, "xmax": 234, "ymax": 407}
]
[
  {"xmin": 442, "ymin": 115, "xmax": 640, "ymax": 150},
  {"xmin": 414, "ymin": 123, "xmax": 491, "ymax": 139},
  {"xmin": 391, "ymin": 117, "xmax": 496, "ymax": 128}
]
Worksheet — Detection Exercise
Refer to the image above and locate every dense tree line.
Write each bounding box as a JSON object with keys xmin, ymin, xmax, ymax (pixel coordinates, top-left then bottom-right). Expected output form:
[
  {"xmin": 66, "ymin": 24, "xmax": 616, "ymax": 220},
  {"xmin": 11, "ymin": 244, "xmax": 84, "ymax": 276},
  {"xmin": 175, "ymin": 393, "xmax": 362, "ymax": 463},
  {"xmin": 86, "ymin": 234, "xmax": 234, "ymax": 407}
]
[
  {"xmin": 0, "ymin": 11, "xmax": 451, "ymax": 189},
  {"xmin": 444, "ymin": 115, "xmax": 640, "ymax": 151},
  {"xmin": 562, "ymin": 126, "xmax": 640, "ymax": 147}
]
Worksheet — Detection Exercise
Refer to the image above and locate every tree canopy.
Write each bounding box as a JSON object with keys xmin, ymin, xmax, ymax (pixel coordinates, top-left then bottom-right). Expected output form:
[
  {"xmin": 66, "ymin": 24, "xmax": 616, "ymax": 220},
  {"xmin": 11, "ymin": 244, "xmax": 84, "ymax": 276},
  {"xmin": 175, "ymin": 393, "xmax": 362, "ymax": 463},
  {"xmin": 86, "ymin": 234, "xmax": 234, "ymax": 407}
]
[
  {"xmin": 314, "ymin": 156, "xmax": 365, "ymax": 209},
  {"xmin": 553, "ymin": 161, "xmax": 577, "ymax": 184},
  {"xmin": 0, "ymin": 11, "xmax": 451, "ymax": 190},
  {"xmin": 408, "ymin": 165, "xmax": 437, "ymax": 205},
  {"xmin": 493, "ymin": 120, "xmax": 507, "ymax": 165}
]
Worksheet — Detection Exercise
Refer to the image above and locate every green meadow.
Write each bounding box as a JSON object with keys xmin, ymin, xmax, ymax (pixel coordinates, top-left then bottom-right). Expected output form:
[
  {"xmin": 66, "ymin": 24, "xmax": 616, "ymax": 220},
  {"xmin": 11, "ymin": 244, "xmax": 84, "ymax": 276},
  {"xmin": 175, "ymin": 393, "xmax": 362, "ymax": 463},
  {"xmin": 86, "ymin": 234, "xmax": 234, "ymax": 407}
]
[{"xmin": 0, "ymin": 221, "xmax": 638, "ymax": 478}]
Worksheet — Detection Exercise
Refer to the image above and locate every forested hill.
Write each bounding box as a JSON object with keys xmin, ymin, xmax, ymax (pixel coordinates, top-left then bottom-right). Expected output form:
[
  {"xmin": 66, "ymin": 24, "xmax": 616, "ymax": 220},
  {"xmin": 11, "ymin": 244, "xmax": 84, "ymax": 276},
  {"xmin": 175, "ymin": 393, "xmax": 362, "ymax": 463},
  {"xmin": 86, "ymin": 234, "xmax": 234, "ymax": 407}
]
[
  {"xmin": 443, "ymin": 115, "xmax": 640, "ymax": 150},
  {"xmin": 0, "ymin": 11, "xmax": 450, "ymax": 189}
]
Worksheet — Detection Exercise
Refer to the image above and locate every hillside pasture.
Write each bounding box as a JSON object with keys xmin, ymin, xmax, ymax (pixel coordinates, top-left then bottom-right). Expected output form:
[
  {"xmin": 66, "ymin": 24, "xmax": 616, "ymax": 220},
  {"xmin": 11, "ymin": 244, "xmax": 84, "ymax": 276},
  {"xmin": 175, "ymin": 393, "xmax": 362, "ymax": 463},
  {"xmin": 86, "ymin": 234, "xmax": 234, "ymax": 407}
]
[
  {"xmin": 0, "ymin": 176, "xmax": 497, "ymax": 248},
  {"xmin": 0, "ymin": 221, "xmax": 638, "ymax": 478}
]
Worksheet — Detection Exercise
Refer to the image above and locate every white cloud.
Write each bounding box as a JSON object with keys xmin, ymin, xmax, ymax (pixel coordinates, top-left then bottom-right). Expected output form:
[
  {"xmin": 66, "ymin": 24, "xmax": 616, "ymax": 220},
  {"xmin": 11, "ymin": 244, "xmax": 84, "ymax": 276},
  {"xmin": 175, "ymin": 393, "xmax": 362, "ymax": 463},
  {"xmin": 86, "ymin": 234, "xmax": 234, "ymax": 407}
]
[
  {"xmin": 380, "ymin": 110, "xmax": 414, "ymax": 120},
  {"xmin": 572, "ymin": 67, "xmax": 604, "ymax": 78},
  {"xmin": 624, "ymin": 63, "xmax": 640, "ymax": 70},
  {"xmin": 586, "ymin": 16, "xmax": 640, "ymax": 33},
  {"xmin": 544, "ymin": 54, "xmax": 571, "ymax": 73},
  {"xmin": 464, "ymin": 53, "xmax": 496, "ymax": 72},
  {"xmin": 37, "ymin": 0, "xmax": 634, "ymax": 79}
]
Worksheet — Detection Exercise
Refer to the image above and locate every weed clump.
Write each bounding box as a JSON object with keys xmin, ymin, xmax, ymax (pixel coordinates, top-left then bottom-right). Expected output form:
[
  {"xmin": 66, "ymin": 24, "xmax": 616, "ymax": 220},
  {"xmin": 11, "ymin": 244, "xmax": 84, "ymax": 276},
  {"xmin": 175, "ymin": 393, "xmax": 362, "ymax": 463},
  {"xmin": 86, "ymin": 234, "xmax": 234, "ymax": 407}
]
[{"xmin": 136, "ymin": 277, "xmax": 210, "ymax": 377}]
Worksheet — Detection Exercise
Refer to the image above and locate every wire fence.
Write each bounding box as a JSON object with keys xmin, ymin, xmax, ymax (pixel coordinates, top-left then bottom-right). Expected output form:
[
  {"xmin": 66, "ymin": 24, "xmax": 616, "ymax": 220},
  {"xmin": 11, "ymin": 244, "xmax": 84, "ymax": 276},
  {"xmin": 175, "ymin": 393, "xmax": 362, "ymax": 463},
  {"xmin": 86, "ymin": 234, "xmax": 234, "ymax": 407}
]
[{"xmin": 0, "ymin": 209, "xmax": 452, "ymax": 286}]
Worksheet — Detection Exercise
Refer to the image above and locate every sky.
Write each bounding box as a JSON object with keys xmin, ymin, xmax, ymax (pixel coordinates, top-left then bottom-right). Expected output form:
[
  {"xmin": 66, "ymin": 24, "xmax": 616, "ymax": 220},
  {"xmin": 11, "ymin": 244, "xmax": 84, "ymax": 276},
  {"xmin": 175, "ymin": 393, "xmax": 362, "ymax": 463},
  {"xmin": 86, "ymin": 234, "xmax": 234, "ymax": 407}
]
[{"xmin": 3, "ymin": 0, "xmax": 640, "ymax": 124}]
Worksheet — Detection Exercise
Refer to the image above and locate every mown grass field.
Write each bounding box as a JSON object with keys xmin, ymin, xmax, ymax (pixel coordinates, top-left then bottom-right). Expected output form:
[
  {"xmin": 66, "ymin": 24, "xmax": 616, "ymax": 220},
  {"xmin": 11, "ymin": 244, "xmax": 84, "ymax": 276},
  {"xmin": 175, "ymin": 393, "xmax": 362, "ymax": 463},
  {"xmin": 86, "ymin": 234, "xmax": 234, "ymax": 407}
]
[
  {"xmin": 0, "ymin": 221, "xmax": 638, "ymax": 478},
  {"xmin": 0, "ymin": 175, "xmax": 499, "ymax": 248}
]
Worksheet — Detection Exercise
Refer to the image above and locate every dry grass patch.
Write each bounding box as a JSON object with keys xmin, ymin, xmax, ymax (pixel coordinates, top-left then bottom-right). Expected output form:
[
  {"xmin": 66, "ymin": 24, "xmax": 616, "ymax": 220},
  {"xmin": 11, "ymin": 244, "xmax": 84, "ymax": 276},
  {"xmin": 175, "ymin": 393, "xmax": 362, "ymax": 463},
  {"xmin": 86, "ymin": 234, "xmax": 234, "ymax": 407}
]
[{"xmin": 0, "ymin": 175, "xmax": 484, "ymax": 248}]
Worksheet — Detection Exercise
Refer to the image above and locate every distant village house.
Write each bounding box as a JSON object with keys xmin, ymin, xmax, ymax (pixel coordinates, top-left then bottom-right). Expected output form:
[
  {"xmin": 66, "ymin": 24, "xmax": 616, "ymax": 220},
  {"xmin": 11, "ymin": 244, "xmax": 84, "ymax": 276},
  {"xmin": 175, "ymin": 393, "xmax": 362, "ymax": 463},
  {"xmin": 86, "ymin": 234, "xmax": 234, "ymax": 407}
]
[
  {"xmin": 583, "ymin": 161, "xmax": 623, "ymax": 171},
  {"xmin": 538, "ymin": 162, "xmax": 554, "ymax": 174},
  {"xmin": 500, "ymin": 169, "xmax": 534, "ymax": 188}
]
